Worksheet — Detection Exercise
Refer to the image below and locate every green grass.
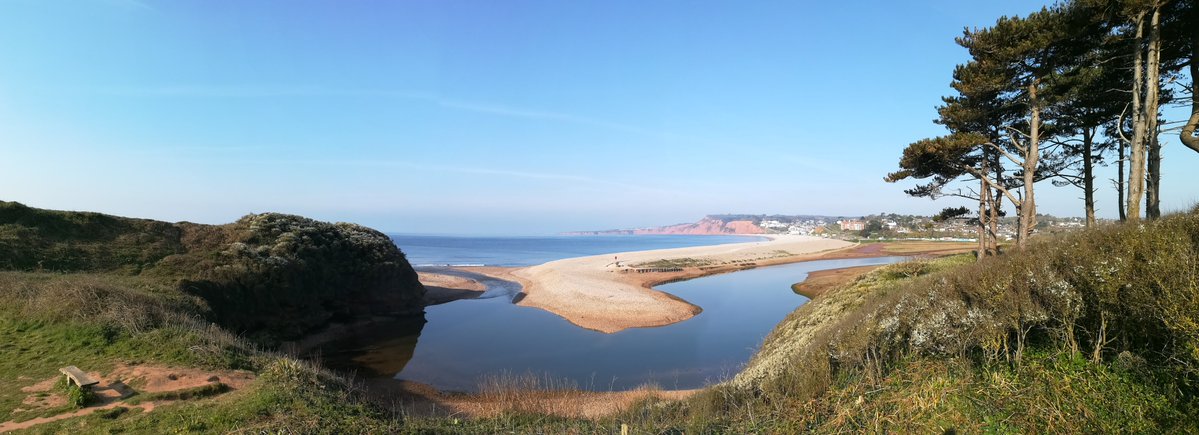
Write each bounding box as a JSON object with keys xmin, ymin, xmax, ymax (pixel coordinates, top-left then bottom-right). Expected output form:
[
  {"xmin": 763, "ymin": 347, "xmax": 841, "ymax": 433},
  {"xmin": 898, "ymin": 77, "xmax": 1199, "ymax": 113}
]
[
  {"xmin": 0, "ymin": 289, "xmax": 401, "ymax": 433},
  {"xmin": 16, "ymin": 359, "xmax": 401, "ymax": 434},
  {"xmin": 0, "ymin": 271, "xmax": 255, "ymax": 422},
  {"xmin": 0, "ymin": 315, "xmax": 251, "ymax": 417}
]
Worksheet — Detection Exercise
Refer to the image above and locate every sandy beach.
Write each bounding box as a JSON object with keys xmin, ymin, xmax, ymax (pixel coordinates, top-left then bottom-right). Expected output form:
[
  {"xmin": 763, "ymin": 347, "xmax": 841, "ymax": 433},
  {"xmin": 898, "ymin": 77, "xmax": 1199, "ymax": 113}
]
[{"xmin": 467, "ymin": 235, "xmax": 856, "ymax": 333}]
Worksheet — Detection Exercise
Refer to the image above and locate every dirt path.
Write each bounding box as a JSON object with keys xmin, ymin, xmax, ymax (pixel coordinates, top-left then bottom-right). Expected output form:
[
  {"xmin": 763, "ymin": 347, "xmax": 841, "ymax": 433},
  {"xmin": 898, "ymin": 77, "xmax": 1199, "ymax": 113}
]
[
  {"xmin": 0, "ymin": 401, "xmax": 157, "ymax": 433},
  {"xmin": 2, "ymin": 364, "xmax": 254, "ymax": 433}
]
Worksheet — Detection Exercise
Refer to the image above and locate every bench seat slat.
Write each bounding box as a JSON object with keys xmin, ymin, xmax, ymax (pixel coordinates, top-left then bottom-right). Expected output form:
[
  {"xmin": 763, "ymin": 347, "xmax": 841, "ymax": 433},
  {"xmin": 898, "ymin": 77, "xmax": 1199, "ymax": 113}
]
[{"xmin": 59, "ymin": 365, "xmax": 99, "ymax": 387}]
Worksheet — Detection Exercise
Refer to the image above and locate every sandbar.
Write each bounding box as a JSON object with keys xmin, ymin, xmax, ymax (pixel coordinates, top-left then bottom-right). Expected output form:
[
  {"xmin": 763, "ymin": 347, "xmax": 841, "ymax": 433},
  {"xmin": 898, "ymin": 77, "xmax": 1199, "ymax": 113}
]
[
  {"xmin": 501, "ymin": 235, "xmax": 854, "ymax": 333},
  {"xmin": 445, "ymin": 238, "xmax": 976, "ymax": 333}
]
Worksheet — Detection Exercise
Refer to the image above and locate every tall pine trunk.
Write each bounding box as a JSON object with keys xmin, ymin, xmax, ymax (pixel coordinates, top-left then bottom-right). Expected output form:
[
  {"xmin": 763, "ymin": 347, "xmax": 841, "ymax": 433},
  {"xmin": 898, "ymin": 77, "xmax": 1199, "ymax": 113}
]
[
  {"xmin": 1083, "ymin": 127, "xmax": 1096, "ymax": 227},
  {"xmin": 1127, "ymin": 13, "xmax": 1147, "ymax": 223},
  {"xmin": 1147, "ymin": 134, "xmax": 1161, "ymax": 219},
  {"xmin": 991, "ymin": 153, "xmax": 1003, "ymax": 253},
  {"xmin": 1019, "ymin": 81, "xmax": 1041, "ymax": 247},
  {"xmin": 1145, "ymin": 6, "xmax": 1163, "ymax": 220},
  {"xmin": 978, "ymin": 176, "xmax": 988, "ymax": 260},
  {"xmin": 1117, "ymin": 138, "xmax": 1127, "ymax": 221}
]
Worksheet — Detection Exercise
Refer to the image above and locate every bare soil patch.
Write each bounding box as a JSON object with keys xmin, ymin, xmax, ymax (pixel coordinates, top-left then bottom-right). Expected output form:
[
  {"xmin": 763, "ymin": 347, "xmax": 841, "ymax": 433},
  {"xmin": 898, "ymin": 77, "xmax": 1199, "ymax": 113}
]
[{"xmin": 2, "ymin": 364, "xmax": 254, "ymax": 433}]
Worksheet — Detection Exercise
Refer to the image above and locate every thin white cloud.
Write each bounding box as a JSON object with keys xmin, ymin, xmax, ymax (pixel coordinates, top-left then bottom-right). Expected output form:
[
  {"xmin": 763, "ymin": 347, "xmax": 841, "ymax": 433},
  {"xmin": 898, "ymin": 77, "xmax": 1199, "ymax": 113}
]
[
  {"xmin": 86, "ymin": 85, "xmax": 670, "ymax": 138},
  {"xmin": 91, "ymin": 85, "xmax": 433, "ymax": 99},
  {"xmin": 310, "ymin": 159, "xmax": 684, "ymax": 196},
  {"xmin": 435, "ymin": 98, "xmax": 659, "ymax": 136}
]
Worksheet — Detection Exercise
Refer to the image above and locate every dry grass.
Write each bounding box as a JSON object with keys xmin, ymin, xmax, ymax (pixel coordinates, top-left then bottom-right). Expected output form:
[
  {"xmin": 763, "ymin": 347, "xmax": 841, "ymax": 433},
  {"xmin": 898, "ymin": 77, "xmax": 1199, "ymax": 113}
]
[
  {"xmin": 472, "ymin": 372, "xmax": 587, "ymax": 417},
  {"xmin": 879, "ymin": 240, "xmax": 977, "ymax": 254}
]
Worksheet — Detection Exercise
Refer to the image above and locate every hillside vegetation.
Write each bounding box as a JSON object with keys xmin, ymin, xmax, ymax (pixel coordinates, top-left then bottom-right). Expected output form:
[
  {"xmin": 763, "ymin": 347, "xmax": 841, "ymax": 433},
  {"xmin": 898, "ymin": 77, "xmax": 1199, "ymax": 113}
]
[
  {"xmin": 606, "ymin": 209, "xmax": 1199, "ymax": 433},
  {"xmin": 0, "ymin": 201, "xmax": 424, "ymax": 342},
  {"xmin": 0, "ymin": 202, "xmax": 425, "ymax": 433}
]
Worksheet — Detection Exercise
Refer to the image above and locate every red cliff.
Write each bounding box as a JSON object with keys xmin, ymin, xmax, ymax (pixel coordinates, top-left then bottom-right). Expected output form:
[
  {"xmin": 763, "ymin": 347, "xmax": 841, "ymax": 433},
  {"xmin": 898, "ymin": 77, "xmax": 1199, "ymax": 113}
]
[{"xmin": 567, "ymin": 217, "xmax": 766, "ymax": 236}]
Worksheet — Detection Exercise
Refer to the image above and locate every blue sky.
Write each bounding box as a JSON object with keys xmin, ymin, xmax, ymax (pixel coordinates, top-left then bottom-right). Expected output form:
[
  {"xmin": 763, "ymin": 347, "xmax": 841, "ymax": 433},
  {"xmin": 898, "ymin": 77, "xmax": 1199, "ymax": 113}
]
[{"xmin": 1, "ymin": 0, "xmax": 1195, "ymax": 234}]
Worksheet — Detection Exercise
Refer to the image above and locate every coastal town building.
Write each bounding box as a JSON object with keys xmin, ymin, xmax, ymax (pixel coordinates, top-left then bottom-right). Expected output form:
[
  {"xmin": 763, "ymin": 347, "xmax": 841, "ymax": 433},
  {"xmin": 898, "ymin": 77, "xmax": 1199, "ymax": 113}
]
[{"xmin": 838, "ymin": 220, "xmax": 865, "ymax": 231}]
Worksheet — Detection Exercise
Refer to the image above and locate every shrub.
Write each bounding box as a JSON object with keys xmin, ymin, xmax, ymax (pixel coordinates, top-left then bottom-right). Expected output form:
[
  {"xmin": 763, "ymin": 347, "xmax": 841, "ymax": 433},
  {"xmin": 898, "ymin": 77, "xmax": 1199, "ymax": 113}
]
[{"xmin": 65, "ymin": 384, "xmax": 95, "ymax": 408}]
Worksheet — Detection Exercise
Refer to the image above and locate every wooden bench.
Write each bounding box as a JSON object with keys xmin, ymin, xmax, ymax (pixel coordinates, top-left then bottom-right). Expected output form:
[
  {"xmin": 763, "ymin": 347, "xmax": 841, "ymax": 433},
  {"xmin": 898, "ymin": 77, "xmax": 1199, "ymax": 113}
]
[{"xmin": 59, "ymin": 365, "xmax": 99, "ymax": 389}]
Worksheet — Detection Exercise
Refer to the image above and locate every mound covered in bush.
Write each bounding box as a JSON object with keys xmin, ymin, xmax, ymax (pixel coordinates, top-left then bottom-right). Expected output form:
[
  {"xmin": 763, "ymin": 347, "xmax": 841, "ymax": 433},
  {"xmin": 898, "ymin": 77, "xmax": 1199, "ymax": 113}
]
[
  {"xmin": 0, "ymin": 201, "xmax": 424, "ymax": 342},
  {"xmin": 168, "ymin": 213, "xmax": 425, "ymax": 341}
]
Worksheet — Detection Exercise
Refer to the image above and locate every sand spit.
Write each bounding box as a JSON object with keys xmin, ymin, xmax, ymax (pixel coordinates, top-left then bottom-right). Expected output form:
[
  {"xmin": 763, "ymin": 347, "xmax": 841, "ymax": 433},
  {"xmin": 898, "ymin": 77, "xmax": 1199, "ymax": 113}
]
[{"xmin": 484, "ymin": 235, "xmax": 855, "ymax": 333}]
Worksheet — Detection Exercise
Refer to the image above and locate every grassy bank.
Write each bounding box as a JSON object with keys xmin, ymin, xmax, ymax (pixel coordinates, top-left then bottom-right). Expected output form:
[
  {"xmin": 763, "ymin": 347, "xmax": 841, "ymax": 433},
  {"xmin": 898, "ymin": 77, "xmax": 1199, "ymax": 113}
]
[
  {"xmin": 0, "ymin": 269, "xmax": 406, "ymax": 433},
  {"xmin": 610, "ymin": 210, "xmax": 1199, "ymax": 433},
  {"xmin": 0, "ymin": 202, "xmax": 424, "ymax": 432}
]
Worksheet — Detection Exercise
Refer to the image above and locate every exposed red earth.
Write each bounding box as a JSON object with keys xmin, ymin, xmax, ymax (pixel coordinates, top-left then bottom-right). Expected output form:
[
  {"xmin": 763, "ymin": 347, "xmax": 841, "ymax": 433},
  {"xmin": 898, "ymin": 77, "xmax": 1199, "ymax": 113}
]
[{"xmin": 566, "ymin": 217, "xmax": 766, "ymax": 236}]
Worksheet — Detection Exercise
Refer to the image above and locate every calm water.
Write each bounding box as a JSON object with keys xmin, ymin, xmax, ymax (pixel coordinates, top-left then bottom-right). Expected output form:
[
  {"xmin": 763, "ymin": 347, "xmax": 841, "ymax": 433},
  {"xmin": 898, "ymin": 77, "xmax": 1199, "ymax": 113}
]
[
  {"xmin": 389, "ymin": 234, "xmax": 766, "ymax": 267},
  {"xmin": 327, "ymin": 235, "xmax": 905, "ymax": 391}
]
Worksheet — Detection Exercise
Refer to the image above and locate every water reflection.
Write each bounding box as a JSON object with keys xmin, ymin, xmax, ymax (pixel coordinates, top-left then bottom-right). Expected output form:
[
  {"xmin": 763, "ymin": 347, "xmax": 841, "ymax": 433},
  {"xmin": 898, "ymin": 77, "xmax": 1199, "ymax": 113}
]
[
  {"xmin": 319, "ymin": 316, "xmax": 426, "ymax": 377},
  {"xmin": 326, "ymin": 257, "xmax": 908, "ymax": 391}
]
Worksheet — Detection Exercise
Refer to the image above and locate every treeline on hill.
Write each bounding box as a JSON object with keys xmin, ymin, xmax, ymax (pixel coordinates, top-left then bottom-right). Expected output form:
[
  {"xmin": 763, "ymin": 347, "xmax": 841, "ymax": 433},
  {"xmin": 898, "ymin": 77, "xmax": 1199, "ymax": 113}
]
[
  {"xmin": 0, "ymin": 201, "xmax": 425, "ymax": 342},
  {"xmin": 888, "ymin": 0, "xmax": 1198, "ymax": 258}
]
